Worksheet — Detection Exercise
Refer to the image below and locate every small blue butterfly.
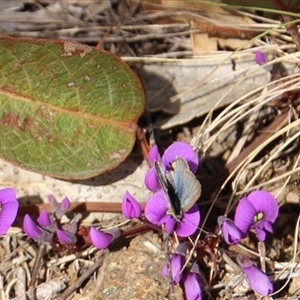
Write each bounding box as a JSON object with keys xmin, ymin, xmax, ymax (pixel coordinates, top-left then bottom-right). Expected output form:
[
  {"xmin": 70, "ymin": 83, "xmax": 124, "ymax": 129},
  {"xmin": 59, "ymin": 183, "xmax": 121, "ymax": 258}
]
[{"xmin": 155, "ymin": 157, "xmax": 201, "ymax": 220}]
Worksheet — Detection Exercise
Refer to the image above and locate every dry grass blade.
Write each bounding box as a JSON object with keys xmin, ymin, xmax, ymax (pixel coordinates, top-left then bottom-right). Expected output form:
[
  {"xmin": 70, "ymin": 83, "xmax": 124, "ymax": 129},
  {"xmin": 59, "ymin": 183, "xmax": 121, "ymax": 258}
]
[
  {"xmin": 11, "ymin": 276, "xmax": 68, "ymax": 300},
  {"xmin": 193, "ymin": 51, "xmax": 300, "ymax": 199},
  {"xmin": 55, "ymin": 250, "xmax": 108, "ymax": 300},
  {"xmin": 29, "ymin": 244, "xmax": 46, "ymax": 290}
]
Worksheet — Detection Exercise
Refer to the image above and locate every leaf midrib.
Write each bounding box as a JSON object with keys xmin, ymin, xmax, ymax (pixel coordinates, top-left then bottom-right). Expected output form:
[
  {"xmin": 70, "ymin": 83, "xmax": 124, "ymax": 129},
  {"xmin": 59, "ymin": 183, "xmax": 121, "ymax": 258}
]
[{"xmin": 0, "ymin": 88, "xmax": 135, "ymax": 127}]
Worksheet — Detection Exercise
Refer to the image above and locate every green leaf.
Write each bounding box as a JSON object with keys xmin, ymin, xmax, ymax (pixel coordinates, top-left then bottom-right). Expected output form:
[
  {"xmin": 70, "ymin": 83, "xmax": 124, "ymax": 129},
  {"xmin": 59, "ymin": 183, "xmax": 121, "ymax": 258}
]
[{"xmin": 0, "ymin": 37, "xmax": 145, "ymax": 179}]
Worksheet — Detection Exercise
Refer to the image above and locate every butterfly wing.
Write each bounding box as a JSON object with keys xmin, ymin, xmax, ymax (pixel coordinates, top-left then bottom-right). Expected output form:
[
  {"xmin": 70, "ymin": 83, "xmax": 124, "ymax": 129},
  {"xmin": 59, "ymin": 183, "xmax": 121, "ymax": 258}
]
[
  {"xmin": 155, "ymin": 157, "xmax": 201, "ymax": 216},
  {"xmin": 172, "ymin": 157, "xmax": 201, "ymax": 212},
  {"xmin": 155, "ymin": 160, "xmax": 183, "ymax": 217},
  {"xmin": 154, "ymin": 161, "xmax": 179, "ymax": 216}
]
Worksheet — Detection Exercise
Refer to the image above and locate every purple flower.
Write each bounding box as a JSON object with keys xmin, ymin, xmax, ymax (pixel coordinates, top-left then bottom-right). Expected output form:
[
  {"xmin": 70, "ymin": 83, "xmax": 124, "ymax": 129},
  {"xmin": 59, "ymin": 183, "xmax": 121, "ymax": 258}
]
[
  {"xmin": 121, "ymin": 191, "xmax": 142, "ymax": 219},
  {"xmin": 234, "ymin": 191, "xmax": 278, "ymax": 242},
  {"xmin": 144, "ymin": 167, "xmax": 161, "ymax": 191},
  {"xmin": 23, "ymin": 195, "xmax": 75, "ymax": 243},
  {"xmin": 218, "ymin": 216, "xmax": 246, "ymax": 245},
  {"xmin": 57, "ymin": 218, "xmax": 78, "ymax": 244},
  {"xmin": 161, "ymin": 244, "xmax": 187, "ymax": 284},
  {"xmin": 23, "ymin": 214, "xmax": 52, "ymax": 242},
  {"xmin": 49, "ymin": 195, "xmax": 70, "ymax": 219},
  {"xmin": 255, "ymin": 51, "xmax": 272, "ymax": 72},
  {"xmin": 145, "ymin": 190, "xmax": 200, "ymax": 237},
  {"xmin": 244, "ymin": 266, "xmax": 273, "ymax": 296},
  {"xmin": 148, "ymin": 144, "xmax": 160, "ymax": 164},
  {"xmin": 56, "ymin": 229, "xmax": 77, "ymax": 244},
  {"xmin": 89, "ymin": 227, "xmax": 120, "ymax": 249},
  {"xmin": 183, "ymin": 263, "xmax": 202, "ymax": 300},
  {"xmin": 23, "ymin": 195, "xmax": 79, "ymax": 246},
  {"xmin": 0, "ymin": 188, "xmax": 19, "ymax": 235},
  {"xmin": 23, "ymin": 214, "xmax": 43, "ymax": 240},
  {"xmin": 37, "ymin": 210, "xmax": 56, "ymax": 231},
  {"xmin": 255, "ymin": 51, "xmax": 267, "ymax": 65},
  {"xmin": 237, "ymin": 255, "xmax": 273, "ymax": 296},
  {"xmin": 145, "ymin": 142, "xmax": 199, "ymax": 191},
  {"xmin": 62, "ymin": 218, "xmax": 78, "ymax": 235}
]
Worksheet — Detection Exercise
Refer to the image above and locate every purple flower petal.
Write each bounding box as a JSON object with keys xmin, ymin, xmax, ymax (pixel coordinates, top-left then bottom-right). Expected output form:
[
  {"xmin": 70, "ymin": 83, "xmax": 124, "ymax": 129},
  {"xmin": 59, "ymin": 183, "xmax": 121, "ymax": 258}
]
[
  {"xmin": 121, "ymin": 191, "xmax": 142, "ymax": 219},
  {"xmin": 148, "ymin": 145, "xmax": 160, "ymax": 164},
  {"xmin": 237, "ymin": 255, "xmax": 273, "ymax": 296},
  {"xmin": 62, "ymin": 218, "xmax": 78, "ymax": 234},
  {"xmin": 55, "ymin": 197, "xmax": 71, "ymax": 219},
  {"xmin": 255, "ymin": 227, "xmax": 266, "ymax": 242},
  {"xmin": 255, "ymin": 51, "xmax": 267, "ymax": 65},
  {"xmin": 162, "ymin": 142, "xmax": 199, "ymax": 173},
  {"xmin": 234, "ymin": 197, "xmax": 256, "ymax": 233},
  {"xmin": 48, "ymin": 195, "xmax": 59, "ymax": 213},
  {"xmin": 247, "ymin": 191, "xmax": 278, "ymax": 223},
  {"xmin": 165, "ymin": 217, "xmax": 176, "ymax": 234},
  {"xmin": 56, "ymin": 229, "xmax": 77, "ymax": 244},
  {"xmin": 184, "ymin": 269, "xmax": 202, "ymax": 300},
  {"xmin": 23, "ymin": 215, "xmax": 53, "ymax": 242},
  {"xmin": 218, "ymin": 216, "xmax": 246, "ymax": 245},
  {"xmin": 175, "ymin": 204, "xmax": 200, "ymax": 237},
  {"xmin": 37, "ymin": 210, "xmax": 53, "ymax": 229},
  {"xmin": 162, "ymin": 249, "xmax": 185, "ymax": 285},
  {"xmin": 61, "ymin": 197, "xmax": 71, "ymax": 210},
  {"xmin": 165, "ymin": 252, "xmax": 185, "ymax": 284},
  {"xmin": 0, "ymin": 188, "xmax": 19, "ymax": 235},
  {"xmin": 89, "ymin": 227, "xmax": 115, "ymax": 249},
  {"xmin": 257, "ymin": 220, "xmax": 273, "ymax": 234},
  {"xmin": 49, "ymin": 195, "xmax": 71, "ymax": 219},
  {"xmin": 171, "ymin": 253, "xmax": 185, "ymax": 284},
  {"xmin": 243, "ymin": 265, "xmax": 273, "ymax": 296},
  {"xmin": 23, "ymin": 214, "xmax": 44, "ymax": 240},
  {"xmin": 144, "ymin": 166, "xmax": 161, "ymax": 191},
  {"xmin": 145, "ymin": 190, "xmax": 170, "ymax": 226}
]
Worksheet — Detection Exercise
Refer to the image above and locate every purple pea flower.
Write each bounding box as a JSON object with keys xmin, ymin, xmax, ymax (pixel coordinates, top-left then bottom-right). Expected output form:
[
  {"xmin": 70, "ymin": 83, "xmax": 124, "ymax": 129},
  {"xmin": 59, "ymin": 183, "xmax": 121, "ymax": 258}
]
[
  {"xmin": 0, "ymin": 188, "xmax": 19, "ymax": 235},
  {"xmin": 145, "ymin": 190, "xmax": 200, "ymax": 237},
  {"xmin": 144, "ymin": 167, "xmax": 160, "ymax": 192},
  {"xmin": 121, "ymin": 191, "xmax": 142, "ymax": 219},
  {"xmin": 244, "ymin": 266, "xmax": 273, "ymax": 296},
  {"xmin": 162, "ymin": 253, "xmax": 184, "ymax": 284},
  {"xmin": 37, "ymin": 210, "xmax": 52, "ymax": 228},
  {"xmin": 56, "ymin": 229, "xmax": 77, "ymax": 244},
  {"xmin": 255, "ymin": 50, "xmax": 267, "ymax": 65},
  {"xmin": 237, "ymin": 255, "xmax": 273, "ymax": 296},
  {"xmin": 62, "ymin": 217, "xmax": 78, "ymax": 235},
  {"xmin": 49, "ymin": 195, "xmax": 70, "ymax": 219},
  {"xmin": 234, "ymin": 191, "xmax": 278, "ymax": 242},
  {"xmin": 58, "ymin": 218, "xmax": 78, "ymax": 244},
  {"xmin": 23, "ymin": 214, "xmax": 43, "ymax": 240},
  {"xmin": 145, "ymin": 142, "xmax": 199, "ymax": 191},
  {"xmin": 183, "ymin": 263, "xmax": 202, "ymax": 300},
  {"xmin": 162, "ymin": 243, "xmax": 187, "ymax": 284},
  {"xmin": 147, "ymin": 144, "xmax": 160, "ymax": 163},
  {"xmin": 23, "ymin": 214, "xmax": 52, "ymax": 242},
  {"xmin": 218, "ymin": 216, "xmax": 246, "ymax": 245},
  {"xmin": 37, "ymin": 210, "xmax": 56, "ymax": 232},
  {"xmin": 23, "ymin": 195, "xmax": 75, "ymax": 244},
  {"xmin": 89, "ymin": 227, "xmax": 120, "ymax": 249},
  {"xmin": 255, "ymin": 51, "xmax": 272, "ymax": 72}
]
